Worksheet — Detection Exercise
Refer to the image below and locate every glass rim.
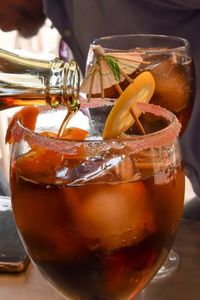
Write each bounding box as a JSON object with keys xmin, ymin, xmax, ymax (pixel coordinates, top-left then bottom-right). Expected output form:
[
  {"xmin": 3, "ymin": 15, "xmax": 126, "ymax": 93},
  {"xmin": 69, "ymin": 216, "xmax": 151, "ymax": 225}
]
[
  {"xmin": 11, "ymin": 103, "xmax": 181, "ymax": 155},
  {"xmin": 93, "ymin": 33, "xmax": 190, "ymax": 53}
]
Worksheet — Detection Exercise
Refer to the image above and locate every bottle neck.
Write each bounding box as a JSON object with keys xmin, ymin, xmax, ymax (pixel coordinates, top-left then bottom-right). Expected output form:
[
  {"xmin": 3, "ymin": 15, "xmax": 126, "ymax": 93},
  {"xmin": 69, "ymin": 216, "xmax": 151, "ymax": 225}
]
[
  {"xmin": 47, "ymin": 58, "xmax": 80, "ymax": 110},
  {"xmin": 0, "ymin": 48, "xmax": 80, "ymax": 110}
]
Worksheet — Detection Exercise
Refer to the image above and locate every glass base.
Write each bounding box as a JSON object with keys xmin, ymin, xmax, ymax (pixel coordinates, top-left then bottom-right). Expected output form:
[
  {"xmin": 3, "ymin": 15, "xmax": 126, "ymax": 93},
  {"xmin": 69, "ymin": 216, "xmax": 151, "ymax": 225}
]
[{"xmin": 152, "ymin": 249, "xmax": 179, "ymax": 281}]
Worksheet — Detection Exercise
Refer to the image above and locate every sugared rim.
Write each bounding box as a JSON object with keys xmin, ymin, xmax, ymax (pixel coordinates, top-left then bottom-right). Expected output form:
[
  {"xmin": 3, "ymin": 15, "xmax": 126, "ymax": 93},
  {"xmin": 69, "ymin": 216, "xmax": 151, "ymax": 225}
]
[
  {"xmin": 11, "ymin": 102, "xmax": 181, "ymax": 155},
  {"xmin": 93, "ymin": 33, "xmax": 190, "ymax": 53}
]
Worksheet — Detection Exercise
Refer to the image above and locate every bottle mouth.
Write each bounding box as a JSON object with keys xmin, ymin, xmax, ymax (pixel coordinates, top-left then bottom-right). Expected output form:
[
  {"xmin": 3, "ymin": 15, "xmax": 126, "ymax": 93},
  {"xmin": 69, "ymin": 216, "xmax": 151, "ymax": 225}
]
[
  {"xmin": 46, "ymin": 59, "xmax": 80, "ymax": 109},
  {"xmin": 11, "ymin": 102, "xmax": 181, "ymax": 156}
]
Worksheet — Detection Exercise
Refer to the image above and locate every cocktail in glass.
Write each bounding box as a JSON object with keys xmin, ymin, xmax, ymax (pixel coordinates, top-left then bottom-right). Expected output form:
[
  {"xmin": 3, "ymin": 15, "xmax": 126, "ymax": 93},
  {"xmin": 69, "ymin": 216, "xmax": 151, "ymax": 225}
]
[
  {"xmin": 9, "ymin": 99, "xmax": 184, "ymax": 299},
  {"xmin": 83, "ymin": 34, "xmax": 195, "ymax": 135}
]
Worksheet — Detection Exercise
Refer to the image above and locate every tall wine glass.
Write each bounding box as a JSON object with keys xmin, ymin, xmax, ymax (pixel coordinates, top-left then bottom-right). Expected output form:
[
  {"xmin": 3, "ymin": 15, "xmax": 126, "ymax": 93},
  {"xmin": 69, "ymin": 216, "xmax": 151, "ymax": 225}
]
[
  {"xmin": 10, "ymin": 102, "xmax": 184, "ymax": 299},
  {"xmin": 84, "ymin": 34, "xmax": 195, "ymax": 279},
  {"xmin": 85, "ymin": 34, "xmax": 195, "ymax": 135}
]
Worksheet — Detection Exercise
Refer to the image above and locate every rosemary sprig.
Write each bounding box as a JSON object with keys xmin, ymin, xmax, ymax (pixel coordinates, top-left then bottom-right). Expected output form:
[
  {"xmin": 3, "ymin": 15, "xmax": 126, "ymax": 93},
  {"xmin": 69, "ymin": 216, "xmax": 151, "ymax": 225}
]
[{"xmin": 104, "ymin": 55, "xmax": 121, "ymax": 81}]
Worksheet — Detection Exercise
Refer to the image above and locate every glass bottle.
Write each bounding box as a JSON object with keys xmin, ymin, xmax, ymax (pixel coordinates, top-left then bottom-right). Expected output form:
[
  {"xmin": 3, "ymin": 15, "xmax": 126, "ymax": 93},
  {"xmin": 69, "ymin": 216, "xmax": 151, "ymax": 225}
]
[{"xmin": 0, "ymin": 48, "xmax": 80, "ymax": 111}]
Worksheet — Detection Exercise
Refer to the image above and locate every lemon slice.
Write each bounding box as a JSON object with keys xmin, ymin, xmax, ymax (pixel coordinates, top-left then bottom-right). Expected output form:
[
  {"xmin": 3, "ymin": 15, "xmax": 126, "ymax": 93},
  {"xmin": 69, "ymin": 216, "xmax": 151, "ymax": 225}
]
[{"xmin": 103, "ymin": 71, "xmax": 155, "ymax": 138}]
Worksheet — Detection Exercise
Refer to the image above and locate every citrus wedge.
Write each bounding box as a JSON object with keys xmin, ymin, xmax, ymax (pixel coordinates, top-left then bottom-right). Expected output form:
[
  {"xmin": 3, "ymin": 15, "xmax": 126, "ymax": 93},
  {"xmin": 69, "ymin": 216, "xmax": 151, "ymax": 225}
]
[
  {"xmin": 103, "ymin": 71, "xmax": 155, "ymax": 138},
  {"xmin": 6, "ymin": 106, "xmax": 39, "ymax": 144}
]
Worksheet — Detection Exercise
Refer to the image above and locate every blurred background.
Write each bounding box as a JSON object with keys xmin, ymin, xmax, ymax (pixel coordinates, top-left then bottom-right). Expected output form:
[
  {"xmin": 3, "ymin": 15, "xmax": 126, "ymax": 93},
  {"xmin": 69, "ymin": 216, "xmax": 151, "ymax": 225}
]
[
  {"xmin": 0, "ymin": 19, "xmax": 61, "ymax": 184},
  {"xmin": 0, "ymin": 16, "xmax": 196, "ymax": 206}
]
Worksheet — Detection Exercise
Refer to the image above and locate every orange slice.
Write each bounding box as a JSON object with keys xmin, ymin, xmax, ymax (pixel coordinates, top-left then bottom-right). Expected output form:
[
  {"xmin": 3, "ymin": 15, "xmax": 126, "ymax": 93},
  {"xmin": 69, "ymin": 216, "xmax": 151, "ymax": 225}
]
[
  {"xmin": 62, "ymin": 127, "xmax": 89, "ymax": 140},
  {"xmin": 103, "ymin": 71, "xmax": 155, "ymax": 138},
  {"xmin": 16, "ymin": 146, "xmax": 63, "ymax": 179},
  {"xmin": 40, "ymin": 127, "xmax": 89, "ymax": 140},
  {"xmin": 6, "ymin": 106, "xmax": 39, "ymax": 144}
]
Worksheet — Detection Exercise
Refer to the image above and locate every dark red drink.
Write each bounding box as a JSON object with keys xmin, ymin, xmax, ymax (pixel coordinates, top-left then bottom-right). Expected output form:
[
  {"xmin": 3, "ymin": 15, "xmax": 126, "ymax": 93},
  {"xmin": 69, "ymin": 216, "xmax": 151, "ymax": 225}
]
[{"xmin": 11, "ymin": 140, "xmax": 184, "ymax": 299}]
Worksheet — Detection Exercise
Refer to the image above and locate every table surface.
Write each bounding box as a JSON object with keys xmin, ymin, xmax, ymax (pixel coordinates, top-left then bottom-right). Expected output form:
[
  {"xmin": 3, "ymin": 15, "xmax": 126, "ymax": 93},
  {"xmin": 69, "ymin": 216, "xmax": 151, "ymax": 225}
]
[{"xmin": 0, "ymin": 219, "xmax": 200, "ymax": 300}]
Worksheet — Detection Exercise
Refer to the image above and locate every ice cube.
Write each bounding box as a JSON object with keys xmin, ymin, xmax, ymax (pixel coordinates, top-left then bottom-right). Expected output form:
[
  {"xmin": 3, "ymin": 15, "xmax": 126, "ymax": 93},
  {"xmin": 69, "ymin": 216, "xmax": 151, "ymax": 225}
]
[
  {"xmin": 151, "ymin": 58, "xmax": 190, "ymax": 113},
  {"xmin": 69, "ymin": 181, "xmax": 156, "ymax": 252},
  {"xmin": 114, "ymin": 157, "xmax": 138, "ymax": 182},
  {"xmin": 68, "ymin": 156, "xmax": 124, "ymax": 185}
]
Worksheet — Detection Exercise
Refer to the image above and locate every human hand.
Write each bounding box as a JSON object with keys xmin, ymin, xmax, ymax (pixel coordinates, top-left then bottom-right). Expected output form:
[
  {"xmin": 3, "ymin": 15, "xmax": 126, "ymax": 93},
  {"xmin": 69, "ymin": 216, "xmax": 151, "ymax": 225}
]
[{"xmin": 0, "ymin": 0, "xmax": 45, "ymax": 37}]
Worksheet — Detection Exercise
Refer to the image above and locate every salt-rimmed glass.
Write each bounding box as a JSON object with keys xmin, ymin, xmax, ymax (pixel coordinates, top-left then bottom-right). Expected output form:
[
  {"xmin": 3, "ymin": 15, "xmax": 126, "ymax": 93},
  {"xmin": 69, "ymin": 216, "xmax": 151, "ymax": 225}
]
[{"xmin": 10, "ymin": 102, "xmax": 184, "ymax": 299}]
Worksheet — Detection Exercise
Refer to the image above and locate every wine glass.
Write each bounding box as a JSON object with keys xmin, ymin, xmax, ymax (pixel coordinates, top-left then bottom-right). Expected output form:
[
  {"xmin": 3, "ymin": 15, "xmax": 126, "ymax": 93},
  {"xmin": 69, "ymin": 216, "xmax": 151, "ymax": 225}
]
[
  {"xmin": 10, "ymin": 102, "xmax": 184, "ymax": 299},
  {"xmin": 85, "ymin": 34, "xmax": 195, "ymax": 135},
  {"xmin": 84, "ymin": 33, "xmax": 195, "ymax": 279}
]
